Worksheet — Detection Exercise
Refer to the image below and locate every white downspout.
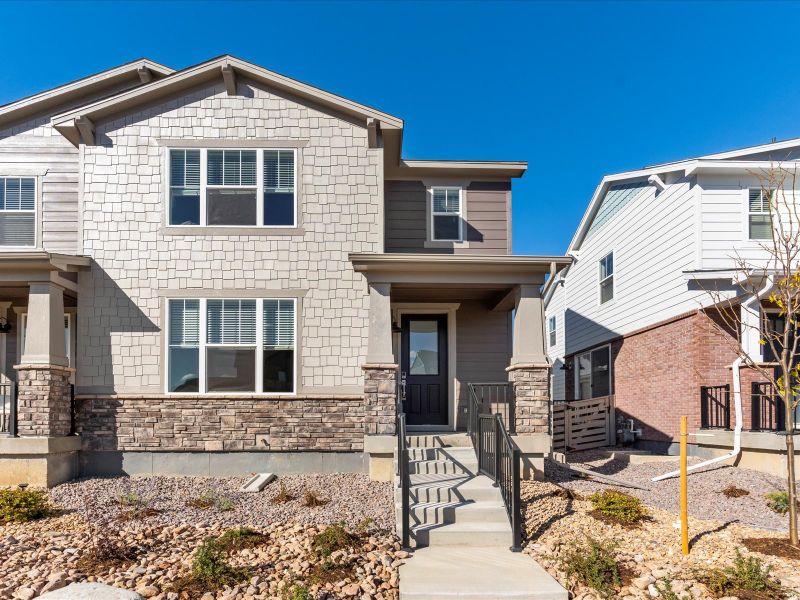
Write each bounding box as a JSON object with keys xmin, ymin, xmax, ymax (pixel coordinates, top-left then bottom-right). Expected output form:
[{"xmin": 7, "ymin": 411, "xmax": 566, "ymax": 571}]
[{"xmin": 652, "ymin": 277, "xmax": 772, "ymax": 482}]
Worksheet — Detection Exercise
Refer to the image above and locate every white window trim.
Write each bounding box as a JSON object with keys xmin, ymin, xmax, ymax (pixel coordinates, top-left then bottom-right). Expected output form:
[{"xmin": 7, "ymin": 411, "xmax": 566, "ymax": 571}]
[
  {"xmin": 548, "ymin": 316, "xmax": 557, "ymax": 348},
  {"xmin": 0, "ymin": 175, "xmax": 39, "ymax": 250},
  {"xmin": 574, "ymin": 344, "xmax": 611, "ymax": 400},
  {"xmin": 430, "ymin": 186, "xmax": 464, "ymax": 242},
  {"xmin": 598, "ymin": 251, "xmax": 614, "ymax": 306},
  {"xmin": 166, "ymin": 148, "xmax": 298, "ymax": 229},
  {"xmin": 165, "ymin": 297, "xmax": 297, "ymax": 396},
  {"xmin": 745, "ymin": 186, "xmax": 774, "ymax": 242}
]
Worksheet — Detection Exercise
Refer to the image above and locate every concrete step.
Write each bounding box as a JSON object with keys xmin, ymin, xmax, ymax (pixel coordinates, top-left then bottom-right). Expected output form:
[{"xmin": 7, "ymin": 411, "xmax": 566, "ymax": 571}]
[
  {"xmin": 408, "ymin": 459, "xmax": 468, "ymax": 476},
  {"xmin": 407, "ymin": 433, "xmax": 472, "ymax": 448},
  {"xmin": 412, "ymin": 520, "xmax": 512, "ymax": 548},
  {"xmin": 397, "ymin": 474, "xmax": 501, "ymax": 503},
  {"xmin": 399, "ymin": 546, "xmax": 568, "ymax": 599},
  {"xmin": 400, "ymin": 500, "xmax": 509, "ymax": 527}
]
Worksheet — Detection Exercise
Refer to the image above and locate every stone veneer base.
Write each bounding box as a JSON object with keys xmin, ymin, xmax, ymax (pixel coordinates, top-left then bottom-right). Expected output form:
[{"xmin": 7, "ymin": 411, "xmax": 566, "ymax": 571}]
[{"xmin": 80, "ymin": 450, "xmax": 366, "ymax": 477}]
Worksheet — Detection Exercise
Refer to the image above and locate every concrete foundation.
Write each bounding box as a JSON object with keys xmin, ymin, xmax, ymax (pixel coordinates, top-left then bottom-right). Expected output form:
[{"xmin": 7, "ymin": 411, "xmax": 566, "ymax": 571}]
[
  {"xmin": 0, "ymin": 436, "xmax": 81, "ymax": 487},
  {"xmin": 79, "ymin": 450, "xmax": 367, "ymax": 477},
  {"xmin": 364, "ymin": 434, "xmax": 395, "ymax": 481}
]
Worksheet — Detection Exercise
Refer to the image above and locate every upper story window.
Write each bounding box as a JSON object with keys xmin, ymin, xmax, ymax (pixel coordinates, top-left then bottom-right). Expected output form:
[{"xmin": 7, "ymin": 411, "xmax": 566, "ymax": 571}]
[
  {"xmin": 167, "ymin": 297, "xmax": 296, "ymax": 394},
  {"xmin": 0, "ymin": 177, "xmax": 35, "ymax": 247},
  {"xmin": 548, "ymin": 316, "xmax": 557, "ymax": 347},
  {"xmin": 599, "ymin": 252, "xmax": 614, "ymax": 304},
  {"xmin": 168, "ymin": 148, "xmax": 296, "ymax": 228},
  {"xmin": 748, "ymin": 188, "xmax": 774, "ymax": 240},
  {"xmin": 431, "ymin": 186, "xmax": 462, "ymax": 241}
]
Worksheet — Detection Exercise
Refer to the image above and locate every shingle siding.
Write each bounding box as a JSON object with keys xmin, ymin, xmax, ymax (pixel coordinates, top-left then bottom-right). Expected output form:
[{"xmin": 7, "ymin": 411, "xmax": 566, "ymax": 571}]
[{"xmin": 78, "ymin": 79, "xmax": 382, "ymax": 394}]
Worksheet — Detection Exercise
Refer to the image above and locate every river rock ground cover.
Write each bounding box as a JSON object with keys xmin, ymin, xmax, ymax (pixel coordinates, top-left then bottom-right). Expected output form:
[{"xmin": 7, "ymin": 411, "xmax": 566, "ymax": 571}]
[
  {"xmin": 0, "ymin": 474, "xmax": 402, "ymax": 600},
  {"xmin": 526, "ymin": 456, "xmax": 800, "ymax": 599}
]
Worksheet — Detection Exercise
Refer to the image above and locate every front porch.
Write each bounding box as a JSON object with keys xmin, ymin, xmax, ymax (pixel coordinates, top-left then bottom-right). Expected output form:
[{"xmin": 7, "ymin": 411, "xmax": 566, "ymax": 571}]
[
  {"xmin": 0, "ymin": 251, "xmax": 88, "ymax": 486},
  {"xmin": 351, "ymin": 253, "xmax": 568, "ymax": 480}
]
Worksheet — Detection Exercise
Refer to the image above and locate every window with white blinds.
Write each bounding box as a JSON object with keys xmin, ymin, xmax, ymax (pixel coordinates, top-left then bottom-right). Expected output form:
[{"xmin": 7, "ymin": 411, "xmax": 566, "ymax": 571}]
[
  {"xmin": 168, "ymin": 148, "xmax": 296, "ymax": 227},
  {"xmin": 431, "ymin": 187, "xmax": 462, "ymax": 241},
  {"xmin": 0, "ymin": 177, "xmax": 35, "ymax": 247},
  {"xmin": 167, "ymin": 298, "xmax": 296, "ymax": 394},
  {"xmin": 748, "ymin": 188, "xmax": 774, "ymax": 240}
]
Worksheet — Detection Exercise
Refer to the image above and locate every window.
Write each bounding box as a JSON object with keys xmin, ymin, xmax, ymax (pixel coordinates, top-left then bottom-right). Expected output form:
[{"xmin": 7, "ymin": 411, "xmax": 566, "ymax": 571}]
[
  {"xmin": 575, "ymin": 346, "xmax": 611, "ymax": 399},
  {"xmin": 264, "ymin": 150, "xmax": 295, "ymax": 226},
  {"xmin": 548, "ymin": 316, "xmax": 557, "ymax": 348},
  {"xmin": 0, "ymin": 177, "xmax": 35, "ymax": 247},
  {"xmin": 168, "ymin": 149, "xmax": 296, "ymax": 227},
  {"xmin": 431, "ymin": 187, "xmax": 462, "ymax": 241},
  {"xmin": 599, "ymin": 252, "xmax": 614, "ymax": 304},
  {"xmin": 167, "ymin": 298, "xmax": 296, "ymax": 394},
  {"xmin": 748, "ymin": 188, "xmax": 773, "ymax": 240},
  {"xmin": 169, "ymin": 150, "xmax": 200, "ymax": 225}
]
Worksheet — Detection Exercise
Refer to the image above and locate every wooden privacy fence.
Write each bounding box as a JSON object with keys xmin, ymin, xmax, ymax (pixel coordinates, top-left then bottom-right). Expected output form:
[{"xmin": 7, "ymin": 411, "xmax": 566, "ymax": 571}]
[{"xmin": 553, "ymin": 395, "xmax": 615, "ymax": 452}]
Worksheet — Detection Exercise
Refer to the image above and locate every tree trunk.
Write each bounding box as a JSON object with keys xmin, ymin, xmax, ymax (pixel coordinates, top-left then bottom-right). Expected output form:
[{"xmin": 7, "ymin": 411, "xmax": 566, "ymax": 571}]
[{"xmin": 788, "ymin": 433, "xmax": 798, "ymax": 545}]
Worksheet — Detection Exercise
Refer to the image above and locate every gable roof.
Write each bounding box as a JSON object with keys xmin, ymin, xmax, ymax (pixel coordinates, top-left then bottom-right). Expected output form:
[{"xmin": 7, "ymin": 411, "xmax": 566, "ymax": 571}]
[
  {"xmin": 0, "ymin": 58, "xmax": 173, "ymax": 129},
  {"xmin": 51, "ymin": 55, "xmax": 404, "ymax": 145},
  {"xmin": 568, "ymin": 137, "xmax": 800, "ymax": 253}
]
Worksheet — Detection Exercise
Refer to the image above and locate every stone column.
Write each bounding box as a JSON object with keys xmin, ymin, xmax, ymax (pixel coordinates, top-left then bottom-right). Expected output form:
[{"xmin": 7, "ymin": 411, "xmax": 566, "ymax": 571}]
[
  {"xmin": 507, "ymin": 284, "xmax": 551, "ymax": 479},
  {"xmin": 363, "ymin": 364, "xmax": 398, "ymax": 436},
  {"xmin": 15, "ymin": 282, "xmax": 74, "ymax": 437}
]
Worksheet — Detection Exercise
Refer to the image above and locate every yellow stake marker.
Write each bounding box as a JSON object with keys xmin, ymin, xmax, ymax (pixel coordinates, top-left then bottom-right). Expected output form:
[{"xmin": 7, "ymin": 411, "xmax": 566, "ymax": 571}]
[{"xmin": 680, "ymin": 415, "xmax": 689, "ymax": 555}]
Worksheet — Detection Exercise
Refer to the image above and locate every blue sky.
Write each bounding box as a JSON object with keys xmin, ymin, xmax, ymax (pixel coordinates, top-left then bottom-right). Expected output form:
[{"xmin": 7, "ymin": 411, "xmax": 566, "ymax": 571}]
[{"xmin": 2, "ymin": 1, "xmax": 799, "ymax": 255}]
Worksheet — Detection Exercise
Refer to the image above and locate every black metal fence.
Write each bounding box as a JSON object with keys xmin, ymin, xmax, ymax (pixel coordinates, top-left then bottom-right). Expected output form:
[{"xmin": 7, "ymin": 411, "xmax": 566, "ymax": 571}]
[
  {"xmin": 467, "ymin": 386, "xmax": 522, "ymax": 552},
  {"xmin": 751, "ymin": 382, "xmax": 787, "ymax": 432},
  {"xmin": 0, "ymin": 382, "xmax": 17, "ymax": 436},
  {"xmin": 468, "ymin": 382, "xmax": 514, "ymax": 434},
  {"xmin": 396, "ymin": 373, "xmax": 410, "ymax": 549},
  {"xmin": 700, "ymin": 384, "xmax": 730, "ymax": 429}
]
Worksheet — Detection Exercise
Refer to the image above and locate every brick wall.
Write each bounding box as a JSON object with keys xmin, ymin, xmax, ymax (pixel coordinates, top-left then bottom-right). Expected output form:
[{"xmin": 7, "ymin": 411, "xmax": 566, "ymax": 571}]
[
  {"xmin": 78, "ymin": 78, "xmax": 381, "ymax": 394},
  {"xmin": 75, "ymin": 394, "xmax": 366, "ymax": 452},
  {"xmin": 565, "ymin": 308, "xmax": 769, "ymax": 444}
]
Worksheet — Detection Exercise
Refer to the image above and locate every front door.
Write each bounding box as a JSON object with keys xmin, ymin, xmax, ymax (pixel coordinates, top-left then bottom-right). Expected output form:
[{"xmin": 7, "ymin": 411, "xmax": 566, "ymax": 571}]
[{"xmin": 401, "ymin": 314, "xmax": 448, "ymax": 426}]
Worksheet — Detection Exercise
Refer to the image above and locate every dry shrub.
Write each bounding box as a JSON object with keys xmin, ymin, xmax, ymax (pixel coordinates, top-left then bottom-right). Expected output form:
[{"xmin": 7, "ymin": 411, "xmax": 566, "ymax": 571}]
[
  {"xmin": 303, "ymin": 490, "xmax": 329, "ymax": 508},
  {"xmin": 313, "ymin": 522, "xmax": 358, "ymax": 557},
  {"xmin": 722, "ymin": 484, "xmax": 750, "ymax": 498},
  {"xmin": 700, "ymin": 550, "xmax": 785, "ymax": 600},
  {"xmin": 271, "ymin": 482, "xmax": 295, "ymax": 504},
  {"xmin": 76, "ymin": 536, "xmax": 143, "ymax": 576},
  {"xmin": 559, "ymin": 537, "xmax": 622, "ymax": 598}
]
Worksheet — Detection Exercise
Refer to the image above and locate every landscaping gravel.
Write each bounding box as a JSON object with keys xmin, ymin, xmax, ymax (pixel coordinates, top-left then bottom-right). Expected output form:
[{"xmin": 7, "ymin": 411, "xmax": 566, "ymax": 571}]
[
  {"xmin": 548, "ymin": 450, "xmax": 800, "ymax": 532},
  {"xmin": 522, "ymin": 479, "xmax": 800, "ymax": 599},
  {"xmin": 49, "ymin": 473, "xmax": 394, "ymax": 531}
]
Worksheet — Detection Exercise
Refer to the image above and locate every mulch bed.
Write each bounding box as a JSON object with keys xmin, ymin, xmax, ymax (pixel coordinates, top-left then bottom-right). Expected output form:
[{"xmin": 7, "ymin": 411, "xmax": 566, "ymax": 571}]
[
  {"xmin": 588, "ymin": 509, "xmax": 648, "ymax": 529},
  {"xmin": 742, "ymin": 536, "xmax": 800, "ymax": 561}
]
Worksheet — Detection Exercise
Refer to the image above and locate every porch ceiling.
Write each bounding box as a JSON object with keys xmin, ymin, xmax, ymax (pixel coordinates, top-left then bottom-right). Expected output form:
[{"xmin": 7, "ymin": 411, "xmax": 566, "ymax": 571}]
[{"xmin": 389, "ymin": 283, "xmax": 511, "ymax": 307}]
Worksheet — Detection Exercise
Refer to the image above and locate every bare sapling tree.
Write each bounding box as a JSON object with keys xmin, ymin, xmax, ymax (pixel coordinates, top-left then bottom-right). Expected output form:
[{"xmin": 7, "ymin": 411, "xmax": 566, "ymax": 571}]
[{"xmin": 700, "ymin": 163, "xmax": 799, "ymax": 545}]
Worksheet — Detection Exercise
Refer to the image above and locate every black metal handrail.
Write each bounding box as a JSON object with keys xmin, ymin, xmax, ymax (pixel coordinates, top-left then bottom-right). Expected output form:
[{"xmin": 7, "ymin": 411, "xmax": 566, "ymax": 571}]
[
  {"xmin": 396, "ymin": 373, "xmax": 410, "ymax": 549},
  {"xmin": 700, "ymin": 384, "xmax": 730, "ymax": 429},
  {"xmin": 467, "ymin": 387, "xmax": 522, "ymax": 552},
  {"xmin": 468, "ymin": 382, "xmax": 515, "ymax": 434},
  {"xmin": 0, "ymin": 382, "xmax": 17, "ymax": 437}
]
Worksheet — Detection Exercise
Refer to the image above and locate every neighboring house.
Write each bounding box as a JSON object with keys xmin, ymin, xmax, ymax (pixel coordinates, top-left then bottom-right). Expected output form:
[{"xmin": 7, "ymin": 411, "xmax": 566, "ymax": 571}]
[
  {"xmin": 545, "ymin": 139, "xmax": 800, "ymax": 475},
  {"xmin": 0, "ymin": 55, "xmax": 568, "ymax": 486}
]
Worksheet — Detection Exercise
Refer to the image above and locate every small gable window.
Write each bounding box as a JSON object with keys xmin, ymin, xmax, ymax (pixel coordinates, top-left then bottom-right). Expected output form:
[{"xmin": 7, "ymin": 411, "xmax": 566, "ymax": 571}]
[
  {"xmin": 548, "ymin": 316, "xmax": 557, "ymax": 348},
  {"xmin": 748, "ymin": 188, "xmax": 773, "ymax": 240},
  {"xmin": 599, "ymin": 252, "xmax": 614, "ymax": 304},
  {"xmin": 431, "ymin": 186, "xmax": 462, "ymax": 241}
]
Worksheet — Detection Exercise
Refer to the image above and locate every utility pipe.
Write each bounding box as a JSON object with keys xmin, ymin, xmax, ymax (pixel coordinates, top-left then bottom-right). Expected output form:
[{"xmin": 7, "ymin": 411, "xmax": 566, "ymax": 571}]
[{"xmin": 652, "ymin": 277, "xmax": 773, "ymax": 482}]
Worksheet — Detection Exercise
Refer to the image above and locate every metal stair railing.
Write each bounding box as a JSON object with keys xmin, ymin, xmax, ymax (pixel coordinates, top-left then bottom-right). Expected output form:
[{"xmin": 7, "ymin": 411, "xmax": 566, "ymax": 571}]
[
  {"xmin": 396, "ymin": 372, "xmax": 410, "ymax": 549},
  {"xmin": 467, "ymin": 384, "xmax": 522, "ymax": 552}
]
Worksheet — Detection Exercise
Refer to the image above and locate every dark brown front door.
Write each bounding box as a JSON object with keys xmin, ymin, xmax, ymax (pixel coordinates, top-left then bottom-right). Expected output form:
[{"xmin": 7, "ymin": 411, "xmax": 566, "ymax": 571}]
[{"xmin": 401, "ymin": 314, "xmax": 448, "ymax": 426}]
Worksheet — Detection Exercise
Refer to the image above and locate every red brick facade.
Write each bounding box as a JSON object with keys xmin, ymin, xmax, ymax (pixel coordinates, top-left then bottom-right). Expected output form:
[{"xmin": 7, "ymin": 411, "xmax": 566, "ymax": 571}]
[{"xmin": 565, "ymin": 308, "xmax": 766, "ymax": 445}]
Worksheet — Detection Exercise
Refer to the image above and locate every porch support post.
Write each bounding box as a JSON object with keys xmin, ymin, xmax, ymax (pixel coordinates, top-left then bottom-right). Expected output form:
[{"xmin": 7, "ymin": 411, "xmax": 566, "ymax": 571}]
[
  {"xmin": 14, "ymin": 282, "xmax": 74, "ymax": 438},
  {"xmin": 507, "ymin": 284, "xmax": 550, "ymax": 480},
  {"xmin": 366, "ymin": 282, "xmax": 395, "ymax": 364},
  {"xmin": 363, "ymin": 282, "xmax": 398, "ymax": 482}
]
